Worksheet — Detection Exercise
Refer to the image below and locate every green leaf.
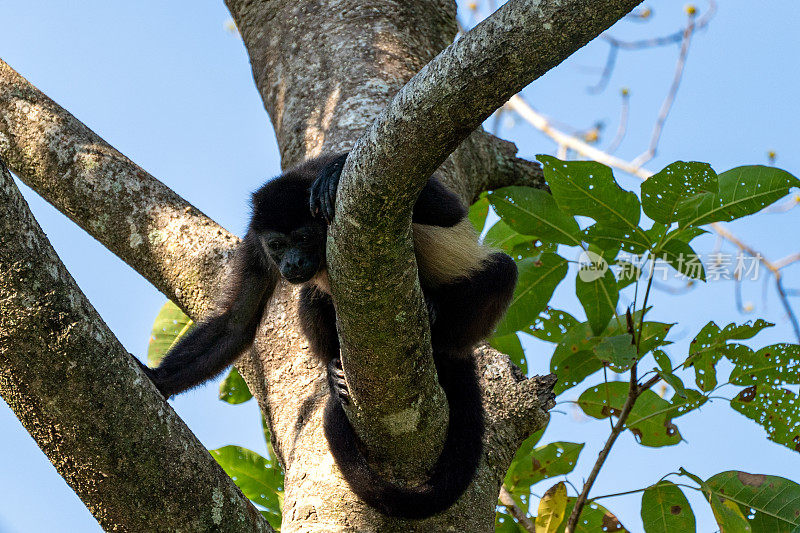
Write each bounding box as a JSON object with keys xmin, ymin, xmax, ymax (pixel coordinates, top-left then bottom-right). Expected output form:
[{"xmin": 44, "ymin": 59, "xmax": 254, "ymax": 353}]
[
  {"xmin": 665, "ymin": 389, "xmax": 708, "ymax": 420},
  {"xmin": 578, "ymin": 382, "xmax": 683, "ymax": 447},
  {"xmin": 496, "ymin": 254, "xmax": 569, "ymax": 336},
  {"xmin": 490, "ymin": 186, "xmax": 583, "ymax": 245},
  {"xmin": 552, "ymin": 350, "xmax": 605, "ymax": 396},
  {"xmin": 686, "ymin": 320, "xmax": 774, "ymax": 391},
  {"xmin": 538, "ymin": 155, "xmax": 642, "ymax": 232},
  {"xmin": 485, "ymin": 219, "xmax": 535, "ymax": 251},
  {"xmin": 219, "ymin": 367, "xmax": 253, "ymax": 404},
  {"xmin": 653, "ymin": 350, "xmax": 672, "ymax": 373},
  {"xmin": 468, "ymin": 193, "xmax": 490, "ymax": 232},
  {"xmin": 495, "ymin": 511, "xmax": 529, "ymax": 533},
  {"xmin": 704, "ymin": 471, "xmax": 800, "ymax": 532},
  {"xmin": 709, "ymin": 495, "xmax": 752, "ymax": 533},
  {"xmin": 593, "ymin": 334, "xmax": 637, "ymax": 372},
  {"xmin": 506, "ymin": 441, "xmax": 584, "ymax": 491},
  {"xmin": 576, "ymin": 266, "xmax": 620, "ymax": 336},
  {"xmin": 503, "ymin": 429, "xmax": 545, "ymax": 514},
  {"xmin": 658, "ymin": 370, "xmax": 688, "ymax": 399},
  {"xmin": 641, "ymin": 161, "xmax": 718, "ymax": 224},
  {"xmin": 584, "ymin": 224, "xmax": 652, "ymax": 254},
  {"xmin": 667, "ymin": 226, "xmax": 709, "ymax": 244},
  {"xmin": 210, "ymin": 446, "xmax": 284, "ymax": 522},
  {"xmin": 730, "ymin": 384, "xmax": 800, "ymax": 453},
  {"xmin": 556, "ymin": 498, "xmax": 628, "ymax": 532},
  {"xmin": 536, "ymin": 482, "xmax": 568, "ymax": 533},
  {"xmin": 638, "ymin": 322, "xmax": 675, "ymax": 356},
  {"xmin": 721, "ymin": 319, "xmax": 775, "ymax": 341},
  {"xmin": 529, "ymin": 309, "xmax": 580, "ymax": 343},
  {"xmin": 729, "ymin": 343, "xmax": 800, "ymax": 386},
  {"xmin": 616, "ymin": 261, "xmax": 641, "ymax": 290},
  {"xmin": 550, "ymin": 323, "xmax": 603, "ymax": 395},
  {"xmin": 656, "ymin": 239, "xmax": 706, "ymax": 281},
  {"xmin": 641, "ymin": 481, "xmax": 696, "ymax": 533},
  {"xmin": 490, "ymin": 333, "xmax": 528, "ymax": 375},
  {"xmin": 678, "ymin": 166, "xmax": 800, "ymax": 227},
  {"xmin": 686, "ymin": 322, "xmax": 725, "ymax": 392},
  {"xmin": 147, "ymin": 300, "xmax": 193, "ymax": 367}
]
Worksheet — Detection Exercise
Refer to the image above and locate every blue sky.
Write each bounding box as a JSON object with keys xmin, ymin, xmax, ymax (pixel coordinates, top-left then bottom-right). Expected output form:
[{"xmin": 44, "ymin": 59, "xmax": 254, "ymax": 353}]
[{"xmin": 0, "ymin": 1, "xmax": 798, "ymax": 531}]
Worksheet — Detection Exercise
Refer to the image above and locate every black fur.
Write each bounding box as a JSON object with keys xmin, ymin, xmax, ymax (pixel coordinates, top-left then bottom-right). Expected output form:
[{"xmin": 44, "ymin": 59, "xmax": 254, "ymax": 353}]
[{"xmin": 142, "ymin": 153, "xmax": 517, "ymax": 519}]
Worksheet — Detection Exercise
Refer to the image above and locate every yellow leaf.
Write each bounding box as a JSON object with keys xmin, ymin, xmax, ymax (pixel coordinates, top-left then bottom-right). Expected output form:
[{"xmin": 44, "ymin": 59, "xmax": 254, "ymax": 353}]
[{"xmin": 535, "ymin": 482, "xmax": 567, "ymax": 533}]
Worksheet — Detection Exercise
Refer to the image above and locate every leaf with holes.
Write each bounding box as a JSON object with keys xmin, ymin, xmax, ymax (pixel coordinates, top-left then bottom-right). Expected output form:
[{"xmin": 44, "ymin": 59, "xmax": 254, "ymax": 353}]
[
  {"xmin": 550, "ymin": 322, "xmax": 602, "ymax": 395},
  {"xmin": 641, "ymin": 161, "xmax": 718, "ymax": 224},
  {"xmin": 686, "ymin": 320, "xmax": 774, "ymax": 391},
  {"xmin": 538, "ymin": 155, "xmax": 642, "ymax": 232},
  {"xmin": 537, "ymin": 482, "xmax": 568, "ymax": 533},
  {"xmin": 641, "ymin": 481, "xmax": 696, "ymax": 533},
  {"xmin": 529, "ymin": 308, "xmax": 580, "ymax": 343},
  {"xmin": 490, "ymin": 186, "xmax": 583, "ymax": 245},
  {"xmin": 506, "ymin": 441, "xmax": 584, "ymax": 491},
  {"xmin": 704, "ymin": 471, "xmax": 800, "ymax": 532},
  {"xmin": 556, "ymin": 499, "xmax": 628, "ymax": 532},
  {"xmin": 219, "ymin": 367, "xmax": 253, "ymax": 404},
  {"xmin": 147, "ymin": 300, "xmax": 193, "ymax": 367},
  {"xmin": 495, "ymin": 511, "xmax": 529, "ymax": 533},
  {"xmin": 678, "ymin": 165, "xmax": 800, "ymax": 227},
  {"xmin": 709, "ymin": 494, "xmax": 752, "ymax": 533},
  {"xmin": 576, "ymin": 267, "xmax": 620, "ymax": 336},
  {"xmin": 584, "ymin": 224, "xmax": 652, "ymax": 254},
  {"xmin": 496, "ymin": 254, "xmax": 568, "ymax": 336},
  {"xmin": 489, "ymin": 333, "xmax": 527, "ymax": 375},
  {"xmin": 730, "ymin": 384, "xmax": 800, "ymax": 453},
  {"xmin": 578, "ymin": 382, "xmax": 683, "ymax": 447},
  {"xmin": 729, "ymin": 343, "xmax": 800, "ymax": 386},
  {"xmin": 210, "ymin": 446, "xmax": 284, "ymax": 529},
  {"xmin": 593, "ymin": 334, "xmax": 637, "ymax": 372}
]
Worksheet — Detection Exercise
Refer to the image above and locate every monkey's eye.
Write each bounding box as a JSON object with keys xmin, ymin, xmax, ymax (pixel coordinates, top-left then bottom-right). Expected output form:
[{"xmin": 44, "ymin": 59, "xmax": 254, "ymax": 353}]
[{"xmin": 268, "ymin": 239, "xmax": 287, "ymax": 250}]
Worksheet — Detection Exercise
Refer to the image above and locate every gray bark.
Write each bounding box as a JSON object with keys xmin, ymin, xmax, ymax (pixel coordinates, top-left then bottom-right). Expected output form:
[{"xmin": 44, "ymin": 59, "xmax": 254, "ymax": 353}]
[
  {"xmin": 0, "ymin": 162, "xmax": 271, "ymax": 532},
  {"xmin": 0, "ymin": 0, "xmax": 642, "ymax": 530}
]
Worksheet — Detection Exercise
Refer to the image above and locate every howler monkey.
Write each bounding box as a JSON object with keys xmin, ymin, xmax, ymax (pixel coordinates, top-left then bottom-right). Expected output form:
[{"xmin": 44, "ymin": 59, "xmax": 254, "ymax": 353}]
[{"xmin": 142, "ymin": 153, "xmax": 518, "ymax": 518}]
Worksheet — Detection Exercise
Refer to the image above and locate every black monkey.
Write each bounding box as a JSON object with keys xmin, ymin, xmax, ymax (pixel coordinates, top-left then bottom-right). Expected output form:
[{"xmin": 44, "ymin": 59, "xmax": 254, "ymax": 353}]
[{"xmin": 142, "ymin": 154, "xmax": 517, "ymax": 518}]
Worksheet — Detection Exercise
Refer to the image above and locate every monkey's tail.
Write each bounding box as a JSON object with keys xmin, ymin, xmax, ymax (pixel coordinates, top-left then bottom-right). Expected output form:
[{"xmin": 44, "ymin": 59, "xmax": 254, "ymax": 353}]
[{"xmin": 323, "ymin": 357, "xmax": 483, "ymax": 519}]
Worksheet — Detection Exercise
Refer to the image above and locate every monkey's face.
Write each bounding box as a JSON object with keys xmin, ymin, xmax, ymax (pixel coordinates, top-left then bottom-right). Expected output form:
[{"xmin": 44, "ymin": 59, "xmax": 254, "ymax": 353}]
[{"xmin": 260, "ymin": 224, "xmax": 326, "ymax": 284}]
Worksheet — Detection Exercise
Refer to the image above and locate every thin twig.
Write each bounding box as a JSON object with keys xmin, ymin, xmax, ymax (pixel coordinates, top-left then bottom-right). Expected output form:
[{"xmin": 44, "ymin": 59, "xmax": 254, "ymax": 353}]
[
  {"xmin": 606, "ymin": 89, "xmax": 630, "ymax": 153},
  {"xmin": 565, "ymin": 369, "xmax": 639, "ymax": 533},
  {"xmin": 499, "ymin": 486, "xmax": 536, "ymax": 533},
  {"xmin": 505, "ymin": 95, "xmax": 651, "ymax": 179},
  {"xmin": 630, "ymin": 13, "xmax": 695, "ymax": 168}
]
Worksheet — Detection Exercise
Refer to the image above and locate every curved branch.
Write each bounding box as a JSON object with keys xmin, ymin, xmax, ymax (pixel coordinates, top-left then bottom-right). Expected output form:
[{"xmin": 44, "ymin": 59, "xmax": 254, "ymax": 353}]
[
  {"xmin": 327, "ymin": 0, "xmax": 643, "ymax": 475},
  {"xmin": 0, "ymin": 161, "xmax": 271, "ymax": 532}
]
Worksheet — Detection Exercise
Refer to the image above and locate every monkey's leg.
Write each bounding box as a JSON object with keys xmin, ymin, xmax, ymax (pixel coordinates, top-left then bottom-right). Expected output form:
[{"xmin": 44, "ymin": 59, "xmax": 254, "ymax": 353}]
[
  {"xmin": 298, "ymin": 286, "xmax": 340, "ymax": 365},
  {"xmin": 427, "ymin": 252, "xmax": 517, "ymax": 356}
]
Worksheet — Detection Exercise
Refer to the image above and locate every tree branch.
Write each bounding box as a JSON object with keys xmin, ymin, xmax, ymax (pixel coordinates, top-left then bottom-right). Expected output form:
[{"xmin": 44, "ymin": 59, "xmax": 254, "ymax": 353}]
[
  {"xmin": 0, "ymin": 59, "xmax": 245, "ymax": 317},
  {"xmin": 0, "ymin": 161, "xmax": 270, "ymax": 532},
  {"xmin": 327, "ymin": 0, "xmax": 643, "ymax": 475}
]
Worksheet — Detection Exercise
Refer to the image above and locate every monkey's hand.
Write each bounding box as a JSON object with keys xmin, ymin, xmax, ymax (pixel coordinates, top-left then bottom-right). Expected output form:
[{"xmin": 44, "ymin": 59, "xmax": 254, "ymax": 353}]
[{"xmin": 310, "ymin": 153, "xmax": 348, "ymax": 223}]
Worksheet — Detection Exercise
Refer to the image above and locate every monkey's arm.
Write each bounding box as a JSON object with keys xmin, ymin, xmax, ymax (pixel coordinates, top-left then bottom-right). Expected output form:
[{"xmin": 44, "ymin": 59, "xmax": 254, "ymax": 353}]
[
  {"xmin": 310, "ymin": 153, "xmax": 466, "ymax": 228},
  {"xmin": 143, "ymin": 231, "xmax": 277, "ymax": 398}
]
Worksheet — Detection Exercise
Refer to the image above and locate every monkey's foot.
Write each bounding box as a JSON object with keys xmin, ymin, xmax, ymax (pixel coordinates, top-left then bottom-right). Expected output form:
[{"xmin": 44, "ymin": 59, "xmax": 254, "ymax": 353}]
[{"xmin": 327, "ymin": 358, "xmax": 351, "ymax": 405}]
